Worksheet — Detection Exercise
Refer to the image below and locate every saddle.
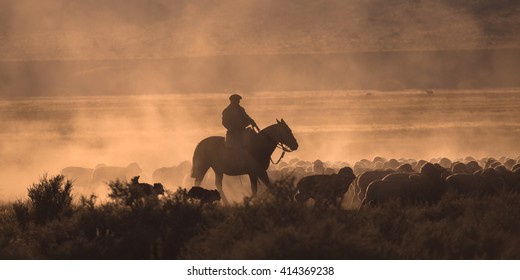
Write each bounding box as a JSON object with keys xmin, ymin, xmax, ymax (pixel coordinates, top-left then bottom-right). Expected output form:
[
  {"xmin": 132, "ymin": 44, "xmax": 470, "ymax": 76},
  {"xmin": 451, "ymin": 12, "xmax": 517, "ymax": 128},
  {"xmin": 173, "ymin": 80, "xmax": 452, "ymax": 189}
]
[{"xmin": 225, "ymin": 128, "xmax": 255, "ymax": 164}]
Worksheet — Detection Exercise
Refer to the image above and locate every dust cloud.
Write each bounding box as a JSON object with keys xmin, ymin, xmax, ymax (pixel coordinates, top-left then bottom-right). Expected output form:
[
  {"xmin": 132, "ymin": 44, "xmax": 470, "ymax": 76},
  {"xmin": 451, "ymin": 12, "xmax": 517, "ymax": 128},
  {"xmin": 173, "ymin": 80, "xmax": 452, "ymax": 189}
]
[
  {"xmin": 0, "ymin": 1, "xmax": 519, "ymax": 200},
  {"xmin": 0, "ymin": 94, "xmax": 220, "ymax": 200},
  {"xmin": 1, "ymin": 1, "xmax": 518, "ymax": 97},
  {"xmin": 2, "ymin": 90, "xmax": 520, "ymax": 201}
]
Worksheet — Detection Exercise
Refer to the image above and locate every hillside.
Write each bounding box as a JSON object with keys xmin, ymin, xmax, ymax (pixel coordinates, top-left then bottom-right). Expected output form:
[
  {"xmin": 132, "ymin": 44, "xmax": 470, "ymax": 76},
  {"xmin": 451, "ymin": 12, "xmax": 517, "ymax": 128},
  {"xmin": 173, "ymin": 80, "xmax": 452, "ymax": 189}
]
[
  {"xmin": 0, "ymin": 0, "xmax": 519, "ymax": 60},
  {"xmin": 1, "ymin": 49, "xmax": 519, "ymax": 96},
  {"xmin": 1, "ymin": 0, "xmax": 519, "ymax": 95}
]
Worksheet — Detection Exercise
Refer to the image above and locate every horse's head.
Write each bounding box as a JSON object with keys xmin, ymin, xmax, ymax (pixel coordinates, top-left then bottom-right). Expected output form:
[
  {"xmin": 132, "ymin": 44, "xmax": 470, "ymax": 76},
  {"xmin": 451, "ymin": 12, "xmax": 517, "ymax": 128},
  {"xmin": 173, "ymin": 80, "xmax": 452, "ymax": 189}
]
[{"xmin": 276, "ymin": 118, "xmax": 299, "ymax": 151}]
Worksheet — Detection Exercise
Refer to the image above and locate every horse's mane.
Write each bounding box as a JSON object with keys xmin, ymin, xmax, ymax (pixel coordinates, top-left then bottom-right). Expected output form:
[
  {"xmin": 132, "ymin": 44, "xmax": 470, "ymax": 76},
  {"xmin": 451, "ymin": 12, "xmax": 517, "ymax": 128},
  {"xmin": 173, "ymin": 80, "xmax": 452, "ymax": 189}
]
[{"xmin": 259, "ymin": 123, "xmax": 278, "ymax": 135}]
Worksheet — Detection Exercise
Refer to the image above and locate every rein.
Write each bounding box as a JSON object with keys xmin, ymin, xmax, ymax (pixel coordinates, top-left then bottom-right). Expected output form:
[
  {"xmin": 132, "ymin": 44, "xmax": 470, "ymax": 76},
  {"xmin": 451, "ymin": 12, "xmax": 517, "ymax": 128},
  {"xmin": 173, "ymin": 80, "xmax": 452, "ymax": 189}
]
[
  {"xmin": 270, "ymin": 140, "xmax": 293, "ymax": 164},
  {"xmin": 258, "ymin": 123, "xmax": 295, "ymax": 165}
]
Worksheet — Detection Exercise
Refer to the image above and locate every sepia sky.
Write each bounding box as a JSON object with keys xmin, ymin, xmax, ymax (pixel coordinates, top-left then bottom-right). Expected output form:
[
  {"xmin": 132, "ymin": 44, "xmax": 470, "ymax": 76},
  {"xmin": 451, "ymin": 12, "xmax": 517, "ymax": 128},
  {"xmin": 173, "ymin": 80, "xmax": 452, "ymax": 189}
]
[{"xmin": 0, "ymin": 0, "xmax": 519, "ymax": 60}]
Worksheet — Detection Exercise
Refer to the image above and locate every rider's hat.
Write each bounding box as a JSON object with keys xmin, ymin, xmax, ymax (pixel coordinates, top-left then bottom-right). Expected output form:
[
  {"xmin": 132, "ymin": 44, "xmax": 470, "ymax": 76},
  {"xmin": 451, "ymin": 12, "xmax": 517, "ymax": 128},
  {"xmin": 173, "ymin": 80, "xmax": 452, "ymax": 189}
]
[{"xmin": 229, "ymin": 93, "xmax": 242, "ymax": 101}]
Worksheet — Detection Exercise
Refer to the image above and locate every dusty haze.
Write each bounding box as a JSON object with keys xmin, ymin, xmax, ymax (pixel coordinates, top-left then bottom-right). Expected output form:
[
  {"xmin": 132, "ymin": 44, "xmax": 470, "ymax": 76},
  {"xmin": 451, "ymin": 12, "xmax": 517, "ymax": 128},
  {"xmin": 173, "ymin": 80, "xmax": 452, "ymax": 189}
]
[
  {"xmin": 2, "ymin": 90, "xmax": 520, "ymax": 201},
  {"xmin": 1, "ymin": 0, "xmax": 519, "ymax": 60},
  {"xmin": 1, "ymin": 1, "xmax": 519, "ymax": 200},
  {"xmin": 1, "ymin": 1, "xmax": 519, "ymax": 96}
]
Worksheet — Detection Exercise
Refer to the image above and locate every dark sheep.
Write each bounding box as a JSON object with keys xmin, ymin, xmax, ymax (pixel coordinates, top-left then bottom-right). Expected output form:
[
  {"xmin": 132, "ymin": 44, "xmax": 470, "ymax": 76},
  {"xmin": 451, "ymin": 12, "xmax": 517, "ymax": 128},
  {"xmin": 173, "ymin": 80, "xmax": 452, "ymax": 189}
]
[
  {"xmin": 360, "ymin": 163, "xmax": 446, "ymax": 209},
  {"xmin": 112, "ymin": 176, "xmax": 165, "ymax": 206},
  {"xmin": 130, "ymin": 176, "xmax": 165, "ymax": 197},
  {"xmin": 451, "ymin": 162, "xmax": 468, "ymax": 174},
  {"xmin": 413, "ymin": 160, "xmax": 428, "ymax": 172},
  {"xmin": 382, "ymin": 172, "xmax": 417, "ymax": 182},
  {"xmin": 484, "ymin": 158, "xmax": 500, "ymax": 169},
  {"xmin": 353, "ymin": 169, "xmax": 395, "ymax": 203},
  {"xmin": 513, "ymin": 169, "xmax": 520, "ymax": 191},
  {"xmin": 445, "ymin": 173, "xmax": 482, "ymax": 195},
  {"xmin": 466, "ymin": 161, "xmax": 482, "ymax": 174},
  {"xmin": 445, "ymin": 169, "xmax": 504, "ymax": 196},
  {"xmin": 295, "ymin": 167, "xmax": 356, "ymax": 208},
  {"xmin": 504, "ymin": 159, "xmax": 517, "ymax": 170},
  {"xmin": 187, "ymin": 186, "xmax": 221, "ymax": 205},
  {"xmin": 397, "ymin": 163, "xmax": 415, "ymax": 173},
  {"xmin": 360, "ymin": 179, "xmax": 415, "ymax": 208}
]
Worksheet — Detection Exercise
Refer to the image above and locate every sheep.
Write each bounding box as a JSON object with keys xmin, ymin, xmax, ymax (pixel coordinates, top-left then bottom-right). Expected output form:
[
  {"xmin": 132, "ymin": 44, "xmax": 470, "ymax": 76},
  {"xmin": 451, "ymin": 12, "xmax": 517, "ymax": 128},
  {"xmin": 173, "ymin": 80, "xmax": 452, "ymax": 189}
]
[
  {"xmin": 360, "ymin": 179, "xmax": 415, "ymax": 209},
  {"xmin": 451, "ymin": 162, "xmax": 469, "ymax": 174},
  {"xmin": 324, "ymin": 167, "xmax": 336, "ymax": 175},
  {"xmin": 444, "ymin": 169, "xmax": 503, "ymax": 196},
  {"xmin": 413, "ymin": 160, "xmax": 428, "ymax": 172},
  {"xmin": 444, "ymin": 173, "xmax": 481, "ymax": 195},
  {"xmin": 187, "ymin": 186, "xmax": 221, "ymax": 205},
  {"xmin": 383, "ymin": 159, "xmax": 400, "ymax": 170},
  {"xmin": 504, "ymin": 159, "xmax": 517, "ymax": 170},
  {"xmin": 439, "ymin": 157, "xmax": 452, "ymax": 169},
  {"xmin": 312, "ymin": 159, "xmax": 325, "ymax": 174},
  {"xmin": 353, "ymin": 162, "xmax": 369, "ymax": 176},
  {"xmin": 465, "ymin": 156, "xmax": 477, "ymax": 162},
  {"xmin": 466, "ymin": 161, "xmax": 482, "ymax": 174},
  {"xmin": 416, "ymin": 162, "xmax": 448, "ymax": 197},
  {"xmin": 90, "ymin": 162, "xmax": 142, "ymax": 189},
  {"xmin": 295, "ymin": 167, "xmax": 356, "ymax": 208},
  {"xmin": 152, "ymin": 160, "xmax": 192, "ymax": 189},
  {"xmin": 110, "ymin": 176, "xmax": 165, "ymax": 206},
  {"xmin": 373, "ymin": 156, "xmax": 386, "ymax": 165},
  {"xmin": 397, "ymin": 163, "xmax": 415, "ymax": 173},
  {"xmin": 484, "ymin": 158, "xmax": 500, "ymax": 169},
  {"xmin": 353, "ymin": 169, "xmax": 395, "ymax": 203},
  {"xmin": 360, "ymin": 163, "xmax": 446, "ymax": 209},
  {"xmin": 130, "ymin": 176, "xmax": 165, "ymax": 197},
  {"xmin": 383, "ymin": 172, "xmax": 417, "ymax": 182},
  {"xmin": 61, "ymin": 166, "xmax": 94, "ymax": 190},
  {"xmin": 512, "ymin": 168, "xmax": 520, "ymax": 191}
]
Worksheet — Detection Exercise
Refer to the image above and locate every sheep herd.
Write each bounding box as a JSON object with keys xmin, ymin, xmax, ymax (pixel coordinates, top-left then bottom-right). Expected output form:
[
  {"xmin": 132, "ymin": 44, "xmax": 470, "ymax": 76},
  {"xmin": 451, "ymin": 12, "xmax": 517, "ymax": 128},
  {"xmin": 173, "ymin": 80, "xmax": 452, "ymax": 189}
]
[
  {"xmin": 60, "ymin": 155, "xmax": 520, "ymax": 209},
  {"xmin": 350, "ymin": 156, "xmax": 520, "ymax": 209}
]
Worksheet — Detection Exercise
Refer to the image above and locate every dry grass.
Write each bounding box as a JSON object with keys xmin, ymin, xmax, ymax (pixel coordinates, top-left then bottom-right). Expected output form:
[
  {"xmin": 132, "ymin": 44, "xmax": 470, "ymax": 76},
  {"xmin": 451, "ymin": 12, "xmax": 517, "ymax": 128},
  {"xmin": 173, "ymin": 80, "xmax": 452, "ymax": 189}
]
[{"xmin": 2, "ymin": 174, "xmax": 520, "ymax": 259}]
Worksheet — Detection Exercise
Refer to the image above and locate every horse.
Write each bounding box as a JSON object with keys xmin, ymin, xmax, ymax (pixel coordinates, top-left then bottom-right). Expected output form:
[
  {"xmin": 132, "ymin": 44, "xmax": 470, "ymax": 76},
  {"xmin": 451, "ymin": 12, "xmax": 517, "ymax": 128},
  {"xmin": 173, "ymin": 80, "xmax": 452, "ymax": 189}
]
[{"xmin": 191, "ymin": 119, "xmax": 298, "ymax": 204}]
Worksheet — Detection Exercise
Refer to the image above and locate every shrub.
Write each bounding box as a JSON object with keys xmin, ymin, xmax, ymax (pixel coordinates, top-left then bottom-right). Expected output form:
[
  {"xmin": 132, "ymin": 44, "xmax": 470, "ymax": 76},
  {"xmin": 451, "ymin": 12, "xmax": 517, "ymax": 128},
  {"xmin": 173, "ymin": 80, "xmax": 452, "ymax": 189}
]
[
  {"xmin": 107, "ymin": 179, "xmax": 131, "ymax": 206},
  {"xmin": 79, "ymin": 194, "xmax": 97, "ymax": 210},
  {"xmin": 12, "ymin": 200, "xmax": 30, "ymax": 229},
  {"xmin": 107, "ymin": 179, "xmax": 162, "ymax": 208},
  {"xmin": 27, "ymin": 174, "xmax": 73, "ymax": 224}
]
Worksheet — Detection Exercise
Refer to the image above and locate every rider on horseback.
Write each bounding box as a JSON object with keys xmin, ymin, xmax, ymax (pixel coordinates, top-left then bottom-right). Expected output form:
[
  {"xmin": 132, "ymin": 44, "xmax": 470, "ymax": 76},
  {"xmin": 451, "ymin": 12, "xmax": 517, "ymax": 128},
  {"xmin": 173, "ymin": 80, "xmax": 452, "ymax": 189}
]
[{"xmin": 222, "ymin": 94, "xmax": 259, "ymax": 158}]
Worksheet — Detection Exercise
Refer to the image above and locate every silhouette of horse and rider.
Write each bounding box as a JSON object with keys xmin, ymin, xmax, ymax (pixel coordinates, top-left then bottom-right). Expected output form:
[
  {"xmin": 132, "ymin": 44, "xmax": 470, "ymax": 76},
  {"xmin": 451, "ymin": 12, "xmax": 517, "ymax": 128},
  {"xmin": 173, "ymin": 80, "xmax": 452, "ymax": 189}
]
[{"xmin": 191, "ymin": 94, "xmax": 299, "ymax": 204}]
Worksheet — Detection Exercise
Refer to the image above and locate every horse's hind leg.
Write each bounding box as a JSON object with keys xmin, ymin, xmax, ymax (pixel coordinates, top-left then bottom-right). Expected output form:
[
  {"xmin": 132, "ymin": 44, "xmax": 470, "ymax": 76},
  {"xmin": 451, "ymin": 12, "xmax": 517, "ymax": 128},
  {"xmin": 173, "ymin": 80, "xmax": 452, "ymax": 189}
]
[
  {"xmin": 215, "ymin": 172, "xmax": 229, "ymax": 205},
  {"xmin": 193, "ymin": 166, "xmax": 209, "ymax": 187}
]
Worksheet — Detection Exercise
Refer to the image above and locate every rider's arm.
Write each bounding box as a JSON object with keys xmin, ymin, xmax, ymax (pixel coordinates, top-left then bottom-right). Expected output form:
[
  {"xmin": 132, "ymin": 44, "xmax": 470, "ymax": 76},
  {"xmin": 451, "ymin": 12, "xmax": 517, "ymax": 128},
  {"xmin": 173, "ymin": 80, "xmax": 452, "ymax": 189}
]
[
  {"xmin": 246, "ymin": 114, "xmax": 259, "ymax": 130},
  {"xmin": 239, "ymin": 107, "xmax": 259, "ymax": 130}
]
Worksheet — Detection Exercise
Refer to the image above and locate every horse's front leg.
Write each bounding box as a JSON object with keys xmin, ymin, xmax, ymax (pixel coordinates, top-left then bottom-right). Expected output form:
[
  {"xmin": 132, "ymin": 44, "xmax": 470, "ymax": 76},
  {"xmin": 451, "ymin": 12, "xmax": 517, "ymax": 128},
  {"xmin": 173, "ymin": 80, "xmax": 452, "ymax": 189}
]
[
  {"xmin": 248, "ymin": 174, "xmax": 258, "ymax": 197},
  {"xmin": 215, "ymin": 172, "xmax": 229, "ymax": 205},
  {"xmin": 258, "ymin": 171, "xmax": 272, "ymax": 190}
]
